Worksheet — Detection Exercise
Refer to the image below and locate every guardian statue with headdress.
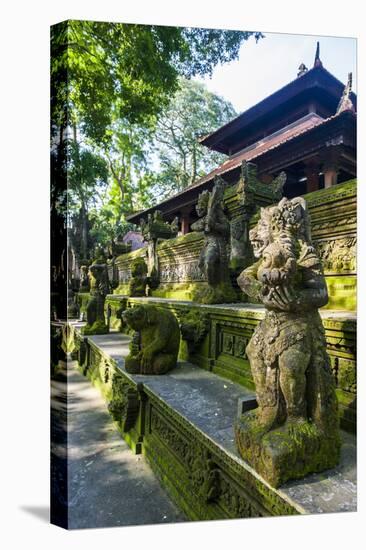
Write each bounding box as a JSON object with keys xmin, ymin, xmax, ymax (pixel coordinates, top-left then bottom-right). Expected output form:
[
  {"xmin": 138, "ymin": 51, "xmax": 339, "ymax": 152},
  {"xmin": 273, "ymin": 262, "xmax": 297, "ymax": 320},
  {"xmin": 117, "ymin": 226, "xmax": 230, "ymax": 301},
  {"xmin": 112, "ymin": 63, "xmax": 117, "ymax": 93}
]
[
  {"xmin": 235, "ymin": 196, "xmax": 340, "ymax": 487},
  {"xmin": 191, "ymin": 176, "xmax": 237, "ymax": 304}
]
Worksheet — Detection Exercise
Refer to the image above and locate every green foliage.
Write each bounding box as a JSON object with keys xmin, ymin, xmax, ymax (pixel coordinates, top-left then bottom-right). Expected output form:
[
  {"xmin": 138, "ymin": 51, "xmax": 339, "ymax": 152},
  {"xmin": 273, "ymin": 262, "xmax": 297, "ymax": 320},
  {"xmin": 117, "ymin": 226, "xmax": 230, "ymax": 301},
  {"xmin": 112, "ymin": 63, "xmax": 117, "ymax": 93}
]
[
  {"xmin": 68, "ymin": 140, "xmax": 109, "ymax": 210},
  {"xmin": 150, "ymin": 79, "xmax": 237, "ymax": 200},
  {"xmin": 52, "ymin": 20, "xmax": 260, "ymax": 141},
  {"xmin": 51, "ymin": 20, "xmax": 262, "ymax": 260}
]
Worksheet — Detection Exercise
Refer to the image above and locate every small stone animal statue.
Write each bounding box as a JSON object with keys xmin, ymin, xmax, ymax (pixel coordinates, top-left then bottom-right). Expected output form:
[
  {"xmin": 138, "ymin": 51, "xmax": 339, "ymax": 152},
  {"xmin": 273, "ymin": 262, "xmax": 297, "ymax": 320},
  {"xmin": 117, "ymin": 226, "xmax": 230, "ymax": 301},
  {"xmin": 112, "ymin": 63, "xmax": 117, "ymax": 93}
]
[
  {"xmin": 83, "ymin": 261, "xmax": 110, "ymax": 335},
  {"xmin": 122, "ymin": 305, "xmax": 180, "ymax": 374}
]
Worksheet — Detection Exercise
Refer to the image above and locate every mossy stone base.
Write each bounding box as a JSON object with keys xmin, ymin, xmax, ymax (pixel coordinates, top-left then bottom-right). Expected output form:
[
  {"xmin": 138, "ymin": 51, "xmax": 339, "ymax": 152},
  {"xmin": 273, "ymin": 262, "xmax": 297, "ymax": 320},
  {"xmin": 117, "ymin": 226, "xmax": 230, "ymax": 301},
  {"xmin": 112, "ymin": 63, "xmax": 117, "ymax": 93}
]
[
  {"xmin": 192, "ymin": 282, "xmax": 238, "ymax": 304},
  {"xmin": 235, "ymin": 410, "xmax": 341, "ymax": 488},
  {"xmin": 82, "ymin": 320, "xmax": 109, "ymax": 335}
]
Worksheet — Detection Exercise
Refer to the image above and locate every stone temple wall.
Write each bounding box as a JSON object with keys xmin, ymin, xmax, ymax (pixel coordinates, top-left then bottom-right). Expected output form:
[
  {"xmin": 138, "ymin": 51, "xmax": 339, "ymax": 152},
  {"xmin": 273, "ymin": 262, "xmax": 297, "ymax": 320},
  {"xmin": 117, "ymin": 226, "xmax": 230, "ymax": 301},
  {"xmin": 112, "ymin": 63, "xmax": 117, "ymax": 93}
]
[
  {"xmin": 114, "ymin": 178, "xmax": 357, "ymax": 310},
  {"xmin": 306, "ymin": 179, "xmax": 356, "ymax": 310},
  {"xmin": 105, "ymin": 181, "xmax": 357, "ymax": 434}
]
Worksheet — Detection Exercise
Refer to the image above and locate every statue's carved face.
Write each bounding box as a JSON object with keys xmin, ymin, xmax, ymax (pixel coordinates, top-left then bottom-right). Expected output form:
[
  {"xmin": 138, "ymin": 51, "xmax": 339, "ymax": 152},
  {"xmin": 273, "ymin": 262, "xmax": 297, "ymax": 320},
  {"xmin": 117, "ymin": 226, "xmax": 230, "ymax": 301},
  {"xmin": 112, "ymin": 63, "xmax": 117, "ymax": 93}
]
[
  {"xmin": 122, "ymin": 306, "xmax": 147, "ymax": 331},
  {"xmin": 196, "ymin": 191, "xmax": 209, "ymax": 218},
  {"xmin": 249, "ymin": 209, "xmax": 273, "ymax": 259},
  {"xmin": 89, "ymin": 263, "xmax": 105, "ymax": 281},
  {"xmin": 131, "ymin": 259, "xmax": 147, "ymax": 277}
]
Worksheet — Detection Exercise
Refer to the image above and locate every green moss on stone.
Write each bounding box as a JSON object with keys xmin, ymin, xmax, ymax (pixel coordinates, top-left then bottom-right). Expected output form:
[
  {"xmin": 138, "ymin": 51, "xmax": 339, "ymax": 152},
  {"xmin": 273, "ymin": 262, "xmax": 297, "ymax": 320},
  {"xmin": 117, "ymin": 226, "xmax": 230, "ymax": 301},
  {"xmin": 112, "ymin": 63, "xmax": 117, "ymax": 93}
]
[
  {"xmin": 235, "ymin": 413, "xmax": 341, "ymax": 488},
  {"xmin": 323, "ymin": 276, "xmax": 356, "ymax": 311},
  {"xmin": 192, "ymin": 282, "xmax": 239, "ymax": 305},
  {"xmin": 151, "ymin": 282, "xmax": 206, "ymax": 301},
  {"xmin": 82, "ymin": 320, "xmax": 109, "ymax": 335}
]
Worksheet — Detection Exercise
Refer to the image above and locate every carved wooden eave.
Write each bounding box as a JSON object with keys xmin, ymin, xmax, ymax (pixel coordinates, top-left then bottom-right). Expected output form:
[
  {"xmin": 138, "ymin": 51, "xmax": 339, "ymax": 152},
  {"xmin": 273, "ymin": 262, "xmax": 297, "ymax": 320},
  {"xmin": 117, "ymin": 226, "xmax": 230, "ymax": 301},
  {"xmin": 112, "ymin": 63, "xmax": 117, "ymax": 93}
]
[
  {"xmin": 199, "ymin": 64, "xmax": 356, "ymax": 156},
  {"xmin": 336, "ymin": 73, "xmax": 356, "ymax": 115}
]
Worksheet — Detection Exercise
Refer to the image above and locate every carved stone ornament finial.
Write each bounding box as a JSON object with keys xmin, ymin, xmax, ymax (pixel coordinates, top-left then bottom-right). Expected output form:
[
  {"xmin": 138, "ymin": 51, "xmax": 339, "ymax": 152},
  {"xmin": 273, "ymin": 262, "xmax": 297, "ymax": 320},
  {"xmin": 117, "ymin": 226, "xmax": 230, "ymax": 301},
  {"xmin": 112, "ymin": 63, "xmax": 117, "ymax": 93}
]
[
  {"xmin": 336, "ymin": 72, "xmax": 355, "ymax": 114},
  {"xmin": 313, "ymin": 41, "xmax": 323, "ymax": 68},
  {"xmin": 297, "ymin": 63, "xmax": 308, "ymax": 77}
]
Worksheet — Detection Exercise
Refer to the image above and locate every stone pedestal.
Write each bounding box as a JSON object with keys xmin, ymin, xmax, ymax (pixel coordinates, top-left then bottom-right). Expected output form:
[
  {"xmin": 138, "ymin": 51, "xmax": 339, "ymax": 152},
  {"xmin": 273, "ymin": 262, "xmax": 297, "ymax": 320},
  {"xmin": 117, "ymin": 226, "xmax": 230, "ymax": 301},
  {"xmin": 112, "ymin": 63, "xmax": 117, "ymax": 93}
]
[{"xmin": 235, "ymin": 411, "xmax": 340, "ymax": 488}]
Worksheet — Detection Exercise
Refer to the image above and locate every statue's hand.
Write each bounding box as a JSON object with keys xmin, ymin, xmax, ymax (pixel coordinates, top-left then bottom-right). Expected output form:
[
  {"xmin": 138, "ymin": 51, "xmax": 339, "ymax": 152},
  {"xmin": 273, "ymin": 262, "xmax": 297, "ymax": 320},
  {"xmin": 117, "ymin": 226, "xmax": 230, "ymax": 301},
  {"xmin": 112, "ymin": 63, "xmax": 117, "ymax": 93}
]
[{"xmin": 261, "ymin": 283, "xmax": 297, "ymax": 311}]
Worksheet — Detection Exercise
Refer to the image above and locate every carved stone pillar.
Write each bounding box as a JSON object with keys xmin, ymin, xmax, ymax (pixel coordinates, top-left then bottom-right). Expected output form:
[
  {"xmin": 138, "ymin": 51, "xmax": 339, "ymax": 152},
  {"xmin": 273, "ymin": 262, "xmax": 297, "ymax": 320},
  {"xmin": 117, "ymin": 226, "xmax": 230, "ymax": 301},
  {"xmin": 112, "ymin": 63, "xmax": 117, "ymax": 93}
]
[{"xmin": 304, "ymin": 158, "xmax": 320, "ymax": 193}]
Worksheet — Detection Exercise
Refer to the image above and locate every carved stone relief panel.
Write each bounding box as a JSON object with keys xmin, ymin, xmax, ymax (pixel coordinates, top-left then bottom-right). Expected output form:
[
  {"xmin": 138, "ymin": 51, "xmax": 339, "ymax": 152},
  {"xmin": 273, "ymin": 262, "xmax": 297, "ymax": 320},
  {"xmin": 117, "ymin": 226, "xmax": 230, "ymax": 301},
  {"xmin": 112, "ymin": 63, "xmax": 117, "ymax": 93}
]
[{"xmin": 315, "ymin": 237, "xmax": 356, "ymax": 274}]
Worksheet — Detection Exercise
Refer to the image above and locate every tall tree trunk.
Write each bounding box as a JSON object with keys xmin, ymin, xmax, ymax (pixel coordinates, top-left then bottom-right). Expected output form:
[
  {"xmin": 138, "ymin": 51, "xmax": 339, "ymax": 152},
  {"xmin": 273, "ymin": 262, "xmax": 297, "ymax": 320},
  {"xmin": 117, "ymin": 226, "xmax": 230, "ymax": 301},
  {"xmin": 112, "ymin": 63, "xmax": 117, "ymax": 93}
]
[
  {"xmin": 80, "ymin": 203, "xmax": 88, "ymax": 260},
  {"xmin": 190, "ymin": 145, "xmax": 197, "ymax": 185}
]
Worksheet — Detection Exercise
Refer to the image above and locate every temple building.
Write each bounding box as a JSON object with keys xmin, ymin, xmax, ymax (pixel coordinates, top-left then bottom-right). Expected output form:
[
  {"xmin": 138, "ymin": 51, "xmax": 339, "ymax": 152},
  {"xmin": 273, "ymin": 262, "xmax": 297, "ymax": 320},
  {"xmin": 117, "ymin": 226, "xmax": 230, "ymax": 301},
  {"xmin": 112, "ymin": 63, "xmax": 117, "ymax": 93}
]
[
  {"xmin": 70, "ymin": 42, "xmax": 357, "ymax": 523},
  {"xmin": 128, "ymin": 44, "xmax": 356, "ymax": 234}
]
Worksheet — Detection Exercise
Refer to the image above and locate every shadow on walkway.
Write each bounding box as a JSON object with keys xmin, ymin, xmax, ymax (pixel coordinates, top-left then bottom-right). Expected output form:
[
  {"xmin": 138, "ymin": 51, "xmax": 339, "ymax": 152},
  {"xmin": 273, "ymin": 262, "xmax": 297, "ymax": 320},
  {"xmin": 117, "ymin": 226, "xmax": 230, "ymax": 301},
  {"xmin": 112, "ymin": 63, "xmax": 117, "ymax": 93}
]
[{"xmin": 52, "ymin": 363, "xmax": 185, "ymax": 530}]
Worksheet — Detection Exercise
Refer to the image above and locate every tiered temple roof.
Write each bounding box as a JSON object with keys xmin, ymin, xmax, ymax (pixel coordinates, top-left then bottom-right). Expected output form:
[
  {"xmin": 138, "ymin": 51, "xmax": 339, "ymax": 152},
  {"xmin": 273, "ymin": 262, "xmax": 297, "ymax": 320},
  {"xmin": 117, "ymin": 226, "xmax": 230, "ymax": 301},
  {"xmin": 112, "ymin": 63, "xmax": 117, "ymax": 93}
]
[{"xmin": 128, "ymin": 43, "xmax": 356, "ymax": 229}]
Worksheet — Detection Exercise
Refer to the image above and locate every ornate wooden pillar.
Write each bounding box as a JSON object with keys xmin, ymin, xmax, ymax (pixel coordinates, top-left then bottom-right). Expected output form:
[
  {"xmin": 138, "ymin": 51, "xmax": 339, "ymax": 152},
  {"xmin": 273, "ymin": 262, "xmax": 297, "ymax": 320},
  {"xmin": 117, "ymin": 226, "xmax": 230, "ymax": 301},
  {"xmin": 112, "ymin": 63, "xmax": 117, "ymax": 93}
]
[
  {"xmin": 180, "ymin": 207, "xmax": 191, "ymax": 235},
  {"xmin": 323, "ymin": 163, "xmax": 339, "ymax": 188},
  {"xmin": 304, "ymin": 158, "xmax": 320, "ymax": 193},
  {"xmin": 322, "ymin": 149, "xmax": 340, "ymax": 189}
]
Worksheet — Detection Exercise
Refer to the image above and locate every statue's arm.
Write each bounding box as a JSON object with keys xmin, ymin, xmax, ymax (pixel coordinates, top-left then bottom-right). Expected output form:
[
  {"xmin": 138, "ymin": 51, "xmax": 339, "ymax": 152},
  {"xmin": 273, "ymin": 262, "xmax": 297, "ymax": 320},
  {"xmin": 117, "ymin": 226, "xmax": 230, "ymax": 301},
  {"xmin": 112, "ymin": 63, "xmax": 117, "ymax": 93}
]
[
  {"xmin": 237, "ymin": 261, "xmax": 262, "ymax": 300},
  {"xmin": 293, "ymin": 266, "xmax": 328, "ymax": 310},
  {"xmin": 142, "ymin": 314, "xmax": 170, "ymax": 356},
  {"xmin": 265, "ymin": 265, "xmax": 328, "ymax": 312},
  {"xmin": 191, "ymin": 218, "xmax": 205, "ymax": 232},
  {"xmin": 208, "ymin": 214, "xmax": 230, "ymax": 235}
]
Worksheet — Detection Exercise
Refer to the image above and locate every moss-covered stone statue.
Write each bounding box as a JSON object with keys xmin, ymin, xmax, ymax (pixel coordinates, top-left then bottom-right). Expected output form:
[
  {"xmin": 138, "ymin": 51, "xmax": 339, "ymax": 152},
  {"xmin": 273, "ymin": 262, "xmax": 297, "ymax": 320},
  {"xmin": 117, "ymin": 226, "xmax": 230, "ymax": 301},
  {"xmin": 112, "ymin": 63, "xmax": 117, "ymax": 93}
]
[
  {"xmin": 140, "ymin": 210, "xmax": 179, "ymax": 292},
  {"xmin": 179, "ymin": 309, "xmax": 209, "ymax": 353},
  {"xmin": 128, "ymin": 257, "xmax": 148, "ymax": 297},
  {"xmin": 79, "ymin": 265, "xmax": 90, "ymax": 293},
  {"xmin": 83, "ymin": 261, "xmax": 110, "ymax": 335},
  {"xmin": 191, "ymin": 177, "xmax": 237, "ymax": 304},
  {"xmin": 235, "ymin": 196, "xmax": 340, "ymax": 487},
  {"xmin": 122, "ymin": 304, "xmax": 180, "ymax": 374}
]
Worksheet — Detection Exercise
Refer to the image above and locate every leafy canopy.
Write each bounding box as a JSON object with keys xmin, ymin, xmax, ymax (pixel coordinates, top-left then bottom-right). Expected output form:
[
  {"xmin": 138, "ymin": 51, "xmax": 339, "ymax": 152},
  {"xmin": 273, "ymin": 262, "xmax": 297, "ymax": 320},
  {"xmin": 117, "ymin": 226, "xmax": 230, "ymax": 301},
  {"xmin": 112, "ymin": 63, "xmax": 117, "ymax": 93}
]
[
  {"xmin": 51, "ymin": 20, "xmax": 263, "ymax": 256},
  {"xmin": 51, "ymin": 20, "xmax": 261, "ymax": 141}
]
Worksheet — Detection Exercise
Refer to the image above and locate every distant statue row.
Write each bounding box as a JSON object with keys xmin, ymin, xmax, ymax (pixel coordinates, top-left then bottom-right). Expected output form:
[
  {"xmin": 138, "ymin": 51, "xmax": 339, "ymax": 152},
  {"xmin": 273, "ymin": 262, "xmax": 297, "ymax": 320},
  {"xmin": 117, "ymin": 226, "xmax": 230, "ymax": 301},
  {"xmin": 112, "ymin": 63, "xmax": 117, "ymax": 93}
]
[{"xmin": 126, "ymin": 163, "xmax": 285, "ymax": 304}]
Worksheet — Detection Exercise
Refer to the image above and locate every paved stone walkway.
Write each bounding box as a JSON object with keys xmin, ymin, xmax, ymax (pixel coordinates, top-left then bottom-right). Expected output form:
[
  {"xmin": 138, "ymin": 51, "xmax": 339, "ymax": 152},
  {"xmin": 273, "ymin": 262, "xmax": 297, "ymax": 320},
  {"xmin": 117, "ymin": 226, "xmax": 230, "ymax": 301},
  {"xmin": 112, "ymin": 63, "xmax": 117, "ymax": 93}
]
[{"xmin": 64, "ymin": 362, "xmax": 185, "ymax": 529}]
